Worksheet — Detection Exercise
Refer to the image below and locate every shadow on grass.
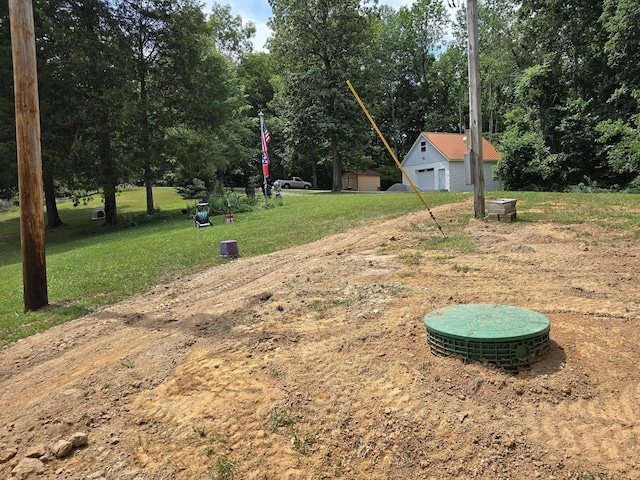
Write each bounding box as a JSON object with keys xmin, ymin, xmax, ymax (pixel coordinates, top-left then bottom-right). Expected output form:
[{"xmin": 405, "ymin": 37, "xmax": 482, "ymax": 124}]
[{"xmin": 0, "ymin": 207, "xmax": 191, "ymax": 269}]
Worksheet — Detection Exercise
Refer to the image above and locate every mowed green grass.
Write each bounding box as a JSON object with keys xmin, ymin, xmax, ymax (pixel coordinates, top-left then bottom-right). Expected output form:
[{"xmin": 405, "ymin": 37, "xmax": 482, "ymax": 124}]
[{"xmin": 1, "ymin": 187, "xmax": 638, "ymax": 345}]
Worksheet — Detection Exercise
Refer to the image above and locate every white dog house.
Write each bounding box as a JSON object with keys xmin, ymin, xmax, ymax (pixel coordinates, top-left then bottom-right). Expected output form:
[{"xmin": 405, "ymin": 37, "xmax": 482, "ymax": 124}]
[
  {"xmin": 401, "ymin": 132, "xmax": 502, "ymax": 192},
  {"xmin": 91, "ymin": 207, "xmax": 105, "ymax": 221}
]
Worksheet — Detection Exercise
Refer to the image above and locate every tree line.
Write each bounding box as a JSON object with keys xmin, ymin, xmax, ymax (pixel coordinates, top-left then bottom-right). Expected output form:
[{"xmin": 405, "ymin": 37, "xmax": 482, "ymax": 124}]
[{"xmin": 1, "ymin": 0, "xmax": 638, "ymax": 226}]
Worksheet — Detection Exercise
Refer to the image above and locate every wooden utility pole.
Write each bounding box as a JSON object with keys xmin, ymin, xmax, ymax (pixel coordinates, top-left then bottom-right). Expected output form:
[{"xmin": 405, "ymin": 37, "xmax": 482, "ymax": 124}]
[
  {"xmin": 466, "ymin": 0, "xmax": 485, "ymax": 218},
  {"xmin": 9, "ymin": 0, "xmax": 48, "ymax": 311}
]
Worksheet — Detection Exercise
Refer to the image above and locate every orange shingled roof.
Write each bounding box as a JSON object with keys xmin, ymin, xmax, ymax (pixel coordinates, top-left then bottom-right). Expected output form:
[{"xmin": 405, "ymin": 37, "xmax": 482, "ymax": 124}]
[{"xmin": 424, "ymin": 132, "xmax": 501, "ymax": 161}]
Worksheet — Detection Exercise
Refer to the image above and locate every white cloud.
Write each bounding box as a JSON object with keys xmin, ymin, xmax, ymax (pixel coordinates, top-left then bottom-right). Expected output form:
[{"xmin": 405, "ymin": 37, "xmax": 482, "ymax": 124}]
[{"xmin": 252, "ymin": 20, "xmax": 271, "ymax": 52}]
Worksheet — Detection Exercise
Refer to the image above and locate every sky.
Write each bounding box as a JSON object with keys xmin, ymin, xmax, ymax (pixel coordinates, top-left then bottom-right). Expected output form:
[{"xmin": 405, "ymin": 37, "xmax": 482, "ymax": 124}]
[{"xmin": 202, "ymin": 0, "xmax": 420, "ymax": 53}]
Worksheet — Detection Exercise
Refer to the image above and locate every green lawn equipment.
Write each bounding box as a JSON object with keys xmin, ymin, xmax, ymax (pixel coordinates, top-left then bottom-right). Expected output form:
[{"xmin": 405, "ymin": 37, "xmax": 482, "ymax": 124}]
[{"xmin": 194, "ymin": 202, "xmax": 211, "ymax": 228}]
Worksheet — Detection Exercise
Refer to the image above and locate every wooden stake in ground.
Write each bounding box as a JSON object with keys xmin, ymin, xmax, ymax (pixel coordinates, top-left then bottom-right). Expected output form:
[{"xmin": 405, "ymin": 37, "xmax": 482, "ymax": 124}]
[{"xmin": 9, "ymin": 0, "xmax": 48, "ymax": 311}]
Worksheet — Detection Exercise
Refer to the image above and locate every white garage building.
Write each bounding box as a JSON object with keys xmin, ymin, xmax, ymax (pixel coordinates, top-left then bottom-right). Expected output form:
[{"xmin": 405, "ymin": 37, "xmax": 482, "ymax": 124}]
[{"xmin": 401, "ymin": 132, "xmax": 503, "ymax": 192}]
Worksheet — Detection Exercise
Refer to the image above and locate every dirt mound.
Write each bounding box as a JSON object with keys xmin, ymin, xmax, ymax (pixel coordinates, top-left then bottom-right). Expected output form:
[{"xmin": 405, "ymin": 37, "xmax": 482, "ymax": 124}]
[{"xmin": 1, "ymin": 200, "xmax": 639, "ymax": 479}]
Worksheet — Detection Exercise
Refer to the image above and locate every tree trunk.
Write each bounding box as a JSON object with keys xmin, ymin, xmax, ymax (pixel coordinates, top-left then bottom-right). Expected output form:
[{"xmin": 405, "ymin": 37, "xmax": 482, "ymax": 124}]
[
  {"xmin": 311, "ymin": 162, "xmax": 317, "ymax": 189},
  {"xmin": 43, "ymin": 167, "xmax": 63, "ymax": 229},
  {"xmin": 104, "ymin": 183, "xmax": 117, "ymax": 226},
  {"xmin": 144, "ymin": 165, "xmax": 154, "ymax": 215},
  {"xmin": 140, "ymin": 64, "xmax": 154, "ymax": 216},
  {"xmin": 82, "ymin": 0, "xmax": 118, "ymax": 226},
  {"xmin": 331, "ymin": 139, "xmax": 341, "ymax": 192},
  {"xmin": 100, "ymin": 130, "xmax": 117, "ymax": 225}
]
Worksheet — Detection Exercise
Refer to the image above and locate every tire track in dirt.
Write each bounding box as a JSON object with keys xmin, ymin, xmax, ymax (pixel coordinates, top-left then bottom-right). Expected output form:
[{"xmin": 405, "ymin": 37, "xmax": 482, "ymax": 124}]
[
  {"xmin": 519, "ymin": 312, "xmax": 640, "ymax": 478},
  {"xmin": 127, "ymin": 343, "xmax": 297, "ymax": 480},
  {"xmin": 451, "ymin": 222, "xmax": 640, "ymax": 319},
  {"xmin": 523, "ymin": 384, "xmax": 640, "ymax": 477},
  {"xmin": 2, "ymin": 200, "xmax": 639, "ymax": 479},
  {"xmin": 0, "ymin": 325, "xmax": 185, "ymax": 431},
  {"xmin": 114, "ymin": 210, "xmax": 435, "ymax": 329}
]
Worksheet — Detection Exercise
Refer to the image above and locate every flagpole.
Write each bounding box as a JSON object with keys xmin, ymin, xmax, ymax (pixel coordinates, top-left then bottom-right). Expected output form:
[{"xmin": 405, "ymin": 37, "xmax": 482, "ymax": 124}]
[{"xmin": 259, "ymin": 111, "xmax": 269, "ymax": 203}]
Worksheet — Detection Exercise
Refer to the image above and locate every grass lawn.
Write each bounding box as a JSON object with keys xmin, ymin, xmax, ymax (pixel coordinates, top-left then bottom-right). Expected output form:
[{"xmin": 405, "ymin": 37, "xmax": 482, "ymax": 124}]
[{"xmin": 1, "ymin": 187, "xmax": 638, "ymax": 345}]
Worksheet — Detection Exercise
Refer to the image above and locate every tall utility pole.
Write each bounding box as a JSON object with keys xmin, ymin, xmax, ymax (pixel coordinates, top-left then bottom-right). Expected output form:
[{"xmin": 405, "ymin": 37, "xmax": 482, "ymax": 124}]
[
  {"xmin": 466, "ymin": 0, "xmax": 485, "ymax": 218},
  {"xmin": 9, "ymin": 0, "xmax": 48, "ymax": 311}
]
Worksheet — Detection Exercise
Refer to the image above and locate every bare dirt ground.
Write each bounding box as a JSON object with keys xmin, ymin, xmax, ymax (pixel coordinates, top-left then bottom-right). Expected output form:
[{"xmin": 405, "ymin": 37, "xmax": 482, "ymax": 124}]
[{"xmin": 1, "ymin": 198, "xmax": 639, "ymax": 480}]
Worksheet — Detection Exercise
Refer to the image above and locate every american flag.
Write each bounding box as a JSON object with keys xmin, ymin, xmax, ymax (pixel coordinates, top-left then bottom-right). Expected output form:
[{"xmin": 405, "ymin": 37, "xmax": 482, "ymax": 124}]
[{"xmin": 261, "ymin": 116, "xmax": 270, "ymax": 177}]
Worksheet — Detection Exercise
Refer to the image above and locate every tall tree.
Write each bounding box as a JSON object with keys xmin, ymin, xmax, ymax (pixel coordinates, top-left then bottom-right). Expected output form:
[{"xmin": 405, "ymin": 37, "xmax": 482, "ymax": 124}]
[
  {"xmin": 162, "ymin": 4, "xmax": 254, "ymax": 192},
  {"xmin": 72, "ymin": 0, "xmax": 132, "ymax": 225},
  {"xmin": 117, "ymin": 0, "xmax": 169, "ymax": 215},
  {"xmin": 477, "ymin": 0, "xmax": 520, "ymax": 138},
  {"xmin": 207, "ymin": 2, "xmax": 255, "ymax": 61},
  {"xmin": 166, "ymin": 29, "xmax": 253, "ymax": 193},
  {"xmin": 368, "ymin": 0, "xmax": 451, "ymax": 159},
  {"xmin": 116, "ymin": 0, "xmax": 209, "ymax": 215},
  {"xmin": 602, "ymin": 0, "xmax": 640, "ymax": 104},
  {"xmin": 508, "ymin": 0, "xmax": 614, "ymax": 186},
  {"xmin": 238, "ymin": 52, "xmax": 275, "ymax": 118},
  {"xmin": 0, "ymin": 2, "xmax": 18, "ymax": 199},
  {"xmin": 597, "ymin": 0, "xmax": 640, "ymax": 186},
  {"xmin": 237, "ymin": 52, "xmax": 277, "ymax": 180},
  {"xmin": 35, "ymin": 0, "xmax": 82, "ymax": 228},
  {"xmin": 384, "ymin": 0, "xmax": 449, "ymax": 139},
  {"xmin": 269, "ymin": 0, "xmax": 372, "ymax": 191}
]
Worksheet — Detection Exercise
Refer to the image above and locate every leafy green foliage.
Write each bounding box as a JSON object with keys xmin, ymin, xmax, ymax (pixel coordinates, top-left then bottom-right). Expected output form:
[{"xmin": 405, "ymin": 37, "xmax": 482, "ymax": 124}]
[
  {"xmin": 176, "ymin": 178, "xmax": 209, "ymax": 202},
  {"xmin": 596, "ymin": 92, "xmax": 640, "ymax": 185},
  {"xmin": 1, "ymin": 0, "xmax": 254, "ymax": 223},
  {"xmin": 377, "ymin": 0, "xmax": 450, "ymax": 139},
  {"xmin": 495, "ymin": 105, "xmax": 559, "ymax": 191},
  {"xmin": 597, "ymin": 118, "xmax": 640, "ymax": 174},
  {"xmin": 238, "ymin": 53, "xmax": 276, "ymax": 118},
  {"xmin": 603, "ymin": 0, "xmax": 640, "ymax": 96},
  {"xmin": 270, "ymin": 0, "xmax": 374, "ymax": 190},
  {"xmin": 207, "ymin": 2, "xmax": 255, "ymax": 60},
  {"xmin": 3, "ymin": 0, "xmax": 640, "ymax": 216},
  {"xmin": 495, "ymin": 0, "xmax": 637, "ymax": 190}
]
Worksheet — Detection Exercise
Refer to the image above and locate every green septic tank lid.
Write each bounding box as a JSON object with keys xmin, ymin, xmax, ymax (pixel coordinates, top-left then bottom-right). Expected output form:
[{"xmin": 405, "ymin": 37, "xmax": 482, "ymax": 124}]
[
  {"xmin": 424, "ymin": 304, "xmax": 551, "ymax": 367},
  {"xmin": 424, "ymin": 304, "xmax": 550, "ymax": 341}
]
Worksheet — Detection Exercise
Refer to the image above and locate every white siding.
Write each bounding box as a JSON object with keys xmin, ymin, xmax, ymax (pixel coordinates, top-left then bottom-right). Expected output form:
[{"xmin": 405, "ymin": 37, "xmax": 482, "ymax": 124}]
[
  {"xmin": 402, "ymin": 135, "xmax": 449, "ymax": 191},
  {"xmin": 450, "ymin": 162, "xmax": 502, "ymax": 192},
  {"xmin": 449, "ymin": 163, "xmax": 468, "ymax": 192},
  {"xmin": 438, "ymin": 169, "xmax": 446, "ymax": 190}
]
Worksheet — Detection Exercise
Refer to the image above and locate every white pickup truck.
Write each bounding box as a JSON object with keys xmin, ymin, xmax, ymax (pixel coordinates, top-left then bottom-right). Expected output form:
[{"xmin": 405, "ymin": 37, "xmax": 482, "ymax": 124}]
[{"xmin": 273, "ymin": 176, "xmax": 312, "ymax": 189}]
